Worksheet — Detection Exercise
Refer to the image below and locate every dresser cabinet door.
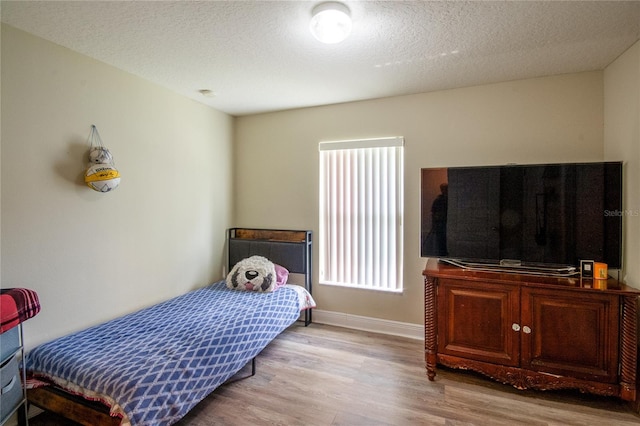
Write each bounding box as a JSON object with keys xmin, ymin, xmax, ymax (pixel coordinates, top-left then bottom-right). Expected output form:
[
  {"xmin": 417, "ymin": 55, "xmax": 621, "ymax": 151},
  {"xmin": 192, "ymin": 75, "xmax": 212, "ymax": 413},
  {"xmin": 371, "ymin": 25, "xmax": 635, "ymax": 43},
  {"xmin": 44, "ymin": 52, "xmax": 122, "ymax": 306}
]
[
  {"xmin": 520, "ymin": 287, "xmax": 620, "ymax": 383},
  {"xmin": 437, "ymin": 279, "xmax": 520, "ymax": 366}
]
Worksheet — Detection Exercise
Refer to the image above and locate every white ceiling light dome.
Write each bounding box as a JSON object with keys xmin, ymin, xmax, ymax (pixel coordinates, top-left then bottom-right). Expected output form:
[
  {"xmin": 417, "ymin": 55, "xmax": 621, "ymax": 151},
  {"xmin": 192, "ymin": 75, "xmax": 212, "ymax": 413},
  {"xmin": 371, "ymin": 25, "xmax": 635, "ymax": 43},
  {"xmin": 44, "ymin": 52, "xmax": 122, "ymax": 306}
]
[{"xmin": 309, "ymin": 2, "xmax": 352, "ymax": 44}]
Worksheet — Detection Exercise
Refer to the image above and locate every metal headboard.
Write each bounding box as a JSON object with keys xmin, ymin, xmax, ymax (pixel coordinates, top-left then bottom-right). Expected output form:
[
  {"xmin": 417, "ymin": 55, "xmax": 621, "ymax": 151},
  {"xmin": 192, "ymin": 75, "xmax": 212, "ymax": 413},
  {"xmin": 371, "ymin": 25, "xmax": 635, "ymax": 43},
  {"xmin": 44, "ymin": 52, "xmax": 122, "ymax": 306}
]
[{"xmin": 227, "ymin": 228, "xmax": 313, "ymax": 325}]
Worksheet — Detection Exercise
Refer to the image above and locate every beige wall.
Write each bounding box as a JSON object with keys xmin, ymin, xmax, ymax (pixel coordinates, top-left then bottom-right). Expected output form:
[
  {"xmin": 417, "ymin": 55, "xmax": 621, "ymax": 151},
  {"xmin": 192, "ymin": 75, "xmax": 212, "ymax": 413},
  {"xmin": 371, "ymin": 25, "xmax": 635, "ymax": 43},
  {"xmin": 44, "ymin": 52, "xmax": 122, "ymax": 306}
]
[
  {"xmin": 604, "ymin": 40, "xmax": 640, "ymax": 289},
  {"xmin": 235, "ymin": 72, "xmax": 605, "ymax": 326},
  {"xmin": 2, "ymin": 22, "xmax": 624, "ymax": 339},
  {"xmin": 0, "ymin": 25, "xmax": 234, "ymax": 348}
]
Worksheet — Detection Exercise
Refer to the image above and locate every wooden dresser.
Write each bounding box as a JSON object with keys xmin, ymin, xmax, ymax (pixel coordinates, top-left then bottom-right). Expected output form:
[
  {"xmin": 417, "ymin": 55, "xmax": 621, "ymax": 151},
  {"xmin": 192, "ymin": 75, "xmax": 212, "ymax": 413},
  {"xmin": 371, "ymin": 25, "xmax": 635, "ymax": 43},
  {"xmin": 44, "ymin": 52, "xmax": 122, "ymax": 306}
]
[{"xmin": 423, "ymin": 261, "xmax": 640, "ymax": 403}]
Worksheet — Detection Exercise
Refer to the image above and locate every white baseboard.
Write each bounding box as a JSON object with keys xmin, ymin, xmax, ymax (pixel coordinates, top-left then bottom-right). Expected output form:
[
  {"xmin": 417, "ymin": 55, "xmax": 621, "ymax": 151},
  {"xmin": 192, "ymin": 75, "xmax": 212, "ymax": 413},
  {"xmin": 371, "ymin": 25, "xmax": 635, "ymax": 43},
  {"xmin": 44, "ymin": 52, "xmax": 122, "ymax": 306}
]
[{"xmin": 312, "ymin": 309, "xmax": 424, "ymax": 340}]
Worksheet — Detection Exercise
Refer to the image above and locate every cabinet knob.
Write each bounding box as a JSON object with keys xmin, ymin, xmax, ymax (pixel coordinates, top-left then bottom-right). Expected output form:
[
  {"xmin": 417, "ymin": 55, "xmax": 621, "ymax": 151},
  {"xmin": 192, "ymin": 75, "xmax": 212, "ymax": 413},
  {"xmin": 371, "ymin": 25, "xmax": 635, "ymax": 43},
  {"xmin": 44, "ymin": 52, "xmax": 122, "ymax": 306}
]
[
  {"xmin": 512, "ymin": 323, "xmax": 521, "ymax": 332},
  {"xmin": 522, "ymin": 326, "xmax": 532, "ymax": 334}
]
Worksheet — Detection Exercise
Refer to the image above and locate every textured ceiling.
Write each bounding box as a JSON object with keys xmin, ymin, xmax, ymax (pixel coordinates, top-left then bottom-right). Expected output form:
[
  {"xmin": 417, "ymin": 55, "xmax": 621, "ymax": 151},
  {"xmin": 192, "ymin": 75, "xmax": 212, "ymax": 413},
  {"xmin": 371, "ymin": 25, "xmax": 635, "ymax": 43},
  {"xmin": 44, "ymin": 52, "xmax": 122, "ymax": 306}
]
[{"xmin": 2, "ymin": 1, "xmax": 640, "ymax": 116}]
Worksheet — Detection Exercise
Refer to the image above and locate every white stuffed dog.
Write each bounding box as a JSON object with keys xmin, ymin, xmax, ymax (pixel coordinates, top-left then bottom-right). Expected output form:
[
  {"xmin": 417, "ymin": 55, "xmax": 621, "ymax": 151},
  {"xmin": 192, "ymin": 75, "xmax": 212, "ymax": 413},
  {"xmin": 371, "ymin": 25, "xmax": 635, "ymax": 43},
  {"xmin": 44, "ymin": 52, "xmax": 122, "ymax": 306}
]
[{"xmin": 226, "ymin": 255, "xmax": 276, "ymax": 292}]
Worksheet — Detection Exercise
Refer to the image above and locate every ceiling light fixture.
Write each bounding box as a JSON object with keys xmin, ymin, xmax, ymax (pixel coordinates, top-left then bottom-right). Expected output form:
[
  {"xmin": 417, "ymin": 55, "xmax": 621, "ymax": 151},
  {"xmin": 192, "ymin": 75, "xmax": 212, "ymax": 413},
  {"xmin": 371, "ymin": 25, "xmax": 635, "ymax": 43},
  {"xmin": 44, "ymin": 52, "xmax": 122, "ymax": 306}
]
[{"xmin": 309, "ymin": 2, "xmax": 352, "ymax": 44}]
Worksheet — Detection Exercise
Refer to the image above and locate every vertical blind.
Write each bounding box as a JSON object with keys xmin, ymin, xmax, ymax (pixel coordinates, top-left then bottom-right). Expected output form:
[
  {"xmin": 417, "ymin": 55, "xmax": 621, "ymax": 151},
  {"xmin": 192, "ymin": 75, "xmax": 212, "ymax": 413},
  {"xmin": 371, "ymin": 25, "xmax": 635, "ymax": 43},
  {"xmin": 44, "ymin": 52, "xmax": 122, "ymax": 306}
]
[{"xmin": 319, "ymin": 137, "xmax": 404, "ymax": 292}]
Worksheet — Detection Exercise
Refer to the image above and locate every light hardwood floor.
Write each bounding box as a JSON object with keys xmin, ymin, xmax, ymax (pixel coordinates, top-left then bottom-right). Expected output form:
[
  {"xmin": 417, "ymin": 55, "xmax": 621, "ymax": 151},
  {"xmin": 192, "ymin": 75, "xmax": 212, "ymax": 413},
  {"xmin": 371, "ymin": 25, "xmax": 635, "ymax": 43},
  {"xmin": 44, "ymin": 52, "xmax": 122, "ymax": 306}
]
[{"xmin": 31, "ymin": 323, "xmax": 639, "ymax": 425}]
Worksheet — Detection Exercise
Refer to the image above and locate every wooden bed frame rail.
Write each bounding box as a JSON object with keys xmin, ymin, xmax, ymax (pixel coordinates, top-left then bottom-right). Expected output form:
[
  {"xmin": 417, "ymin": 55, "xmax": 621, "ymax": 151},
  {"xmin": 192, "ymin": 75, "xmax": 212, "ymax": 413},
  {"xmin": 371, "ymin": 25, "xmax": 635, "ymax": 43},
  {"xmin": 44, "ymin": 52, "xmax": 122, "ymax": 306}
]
[
  {"xmin": 26, "ymin": 386, "xmax": 121, "ymax": 426},
  {"xmin": 26, "ymin": 358, "xmax": 258, "ymax": 426}
]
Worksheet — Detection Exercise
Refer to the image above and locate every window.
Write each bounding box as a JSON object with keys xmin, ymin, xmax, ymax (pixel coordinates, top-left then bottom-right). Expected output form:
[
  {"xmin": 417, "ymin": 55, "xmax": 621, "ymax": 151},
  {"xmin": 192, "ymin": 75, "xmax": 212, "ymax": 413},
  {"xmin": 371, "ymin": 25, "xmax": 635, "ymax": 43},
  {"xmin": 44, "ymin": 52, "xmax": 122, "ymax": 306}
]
[{"xmin": 319, "ymin": 137, "xmax": 404, "ymax": 292}]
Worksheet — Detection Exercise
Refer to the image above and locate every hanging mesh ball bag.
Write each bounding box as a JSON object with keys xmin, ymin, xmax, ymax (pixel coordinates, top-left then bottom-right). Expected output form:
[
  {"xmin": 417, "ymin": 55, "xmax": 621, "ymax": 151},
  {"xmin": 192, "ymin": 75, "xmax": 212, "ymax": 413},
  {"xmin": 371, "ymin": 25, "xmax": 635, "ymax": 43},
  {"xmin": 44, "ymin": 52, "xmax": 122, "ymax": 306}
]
[{"xmin": 84, "ymin": 125, "xmax": 121, "ymax": 193}]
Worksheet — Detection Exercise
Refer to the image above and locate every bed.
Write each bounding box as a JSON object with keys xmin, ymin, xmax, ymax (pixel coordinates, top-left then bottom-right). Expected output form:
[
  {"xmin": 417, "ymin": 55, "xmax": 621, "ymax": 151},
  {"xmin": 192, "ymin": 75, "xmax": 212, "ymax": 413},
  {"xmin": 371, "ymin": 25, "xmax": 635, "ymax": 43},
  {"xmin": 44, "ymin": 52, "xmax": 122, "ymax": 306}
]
[{"xmin": 24, "ymin": 229, "xmax": 314, "ymax": 426}]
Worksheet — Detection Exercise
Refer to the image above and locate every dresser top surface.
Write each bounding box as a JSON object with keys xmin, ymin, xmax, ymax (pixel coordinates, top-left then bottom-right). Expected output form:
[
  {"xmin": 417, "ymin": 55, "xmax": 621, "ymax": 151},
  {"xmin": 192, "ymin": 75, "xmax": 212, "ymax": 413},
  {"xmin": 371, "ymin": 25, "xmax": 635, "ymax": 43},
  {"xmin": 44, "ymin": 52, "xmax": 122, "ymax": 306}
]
[{"xmin": 423, "ymin": 260, "xmax": 640, "ymax": 295}]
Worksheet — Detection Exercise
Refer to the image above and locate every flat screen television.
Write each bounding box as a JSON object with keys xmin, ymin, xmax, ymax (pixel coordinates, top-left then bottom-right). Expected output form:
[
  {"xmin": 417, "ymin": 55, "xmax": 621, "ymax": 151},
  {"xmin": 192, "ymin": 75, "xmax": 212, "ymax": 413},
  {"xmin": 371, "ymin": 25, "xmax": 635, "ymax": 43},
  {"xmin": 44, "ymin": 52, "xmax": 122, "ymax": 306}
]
[{"xmin": 421, "ymin": 162, "xmax": 622, "ymax": 272}]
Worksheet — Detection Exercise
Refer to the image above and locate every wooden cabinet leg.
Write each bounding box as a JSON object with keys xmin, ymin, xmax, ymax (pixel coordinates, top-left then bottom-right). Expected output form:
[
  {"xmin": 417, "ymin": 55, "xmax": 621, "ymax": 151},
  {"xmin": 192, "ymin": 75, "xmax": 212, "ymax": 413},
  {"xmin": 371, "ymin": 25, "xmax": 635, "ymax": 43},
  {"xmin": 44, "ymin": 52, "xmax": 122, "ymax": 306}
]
[
  {"xmin": 620, "ymin": 295, "xmax": 638, "ymax": 402},
  {"xmin": 424, "ymin": 275, "xmax": 437, "ymax": 380}
]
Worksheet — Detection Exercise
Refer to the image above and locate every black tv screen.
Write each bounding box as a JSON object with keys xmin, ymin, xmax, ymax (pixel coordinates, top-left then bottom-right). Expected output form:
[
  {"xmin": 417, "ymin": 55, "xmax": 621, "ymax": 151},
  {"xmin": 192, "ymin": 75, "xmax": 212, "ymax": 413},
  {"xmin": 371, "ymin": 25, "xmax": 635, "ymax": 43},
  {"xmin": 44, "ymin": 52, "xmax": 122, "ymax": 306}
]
[{"xmin": 421, "ymin": 162, "xmax": 622, "ymax": 269}]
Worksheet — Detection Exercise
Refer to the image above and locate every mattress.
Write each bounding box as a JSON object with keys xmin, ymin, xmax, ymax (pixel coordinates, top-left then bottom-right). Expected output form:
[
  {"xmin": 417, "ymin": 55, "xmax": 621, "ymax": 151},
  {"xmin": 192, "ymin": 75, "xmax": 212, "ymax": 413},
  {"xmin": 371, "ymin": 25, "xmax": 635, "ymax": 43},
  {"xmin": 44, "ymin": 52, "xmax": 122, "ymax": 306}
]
[{"xmin": 25, "ymin": 281, "xmax": 303, "ymax": 426}]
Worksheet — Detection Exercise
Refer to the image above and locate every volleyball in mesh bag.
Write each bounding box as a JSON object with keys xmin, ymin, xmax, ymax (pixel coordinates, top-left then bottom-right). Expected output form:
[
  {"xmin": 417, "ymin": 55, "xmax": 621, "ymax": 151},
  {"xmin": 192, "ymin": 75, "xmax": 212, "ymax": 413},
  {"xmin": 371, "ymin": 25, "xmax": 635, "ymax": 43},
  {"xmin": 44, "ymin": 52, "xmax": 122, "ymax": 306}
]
[
  {"xmin": 84, "ymin": 125, "xmax": 121, "ymax": 193},
  {"xmin": 85, "ymin": 163, "xmax": 121, "ymax": 192}
]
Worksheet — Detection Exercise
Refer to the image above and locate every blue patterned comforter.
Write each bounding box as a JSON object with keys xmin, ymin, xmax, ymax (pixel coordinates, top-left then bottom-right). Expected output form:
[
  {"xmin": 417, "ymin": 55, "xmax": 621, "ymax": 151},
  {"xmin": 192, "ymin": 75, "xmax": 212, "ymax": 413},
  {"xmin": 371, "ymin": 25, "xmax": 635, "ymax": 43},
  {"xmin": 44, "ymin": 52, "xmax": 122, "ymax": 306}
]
[{"xmin": 26, "ymin": 281, "xmax": 301, "ymax": 425}]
